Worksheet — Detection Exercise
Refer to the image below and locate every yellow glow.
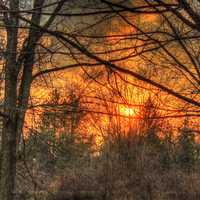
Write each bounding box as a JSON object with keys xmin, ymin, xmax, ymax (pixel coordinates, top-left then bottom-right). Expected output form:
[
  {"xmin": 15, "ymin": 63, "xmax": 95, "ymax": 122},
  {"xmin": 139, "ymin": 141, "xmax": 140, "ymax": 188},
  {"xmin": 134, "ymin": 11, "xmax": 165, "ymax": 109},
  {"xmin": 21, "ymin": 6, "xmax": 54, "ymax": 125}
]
[{"xmin": 120, "ymin": 106, "xmax": 135, "ymax": 117}]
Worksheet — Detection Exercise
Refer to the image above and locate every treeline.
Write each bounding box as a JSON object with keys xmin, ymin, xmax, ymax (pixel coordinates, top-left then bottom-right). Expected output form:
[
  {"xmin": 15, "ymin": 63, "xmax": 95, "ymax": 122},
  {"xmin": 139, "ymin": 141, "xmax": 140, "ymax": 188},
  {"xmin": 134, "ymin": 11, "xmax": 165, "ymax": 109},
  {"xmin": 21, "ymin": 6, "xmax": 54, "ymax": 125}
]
[{"xmin": 17, "ymin": 97, "xmax": 200, "ymax": 200}]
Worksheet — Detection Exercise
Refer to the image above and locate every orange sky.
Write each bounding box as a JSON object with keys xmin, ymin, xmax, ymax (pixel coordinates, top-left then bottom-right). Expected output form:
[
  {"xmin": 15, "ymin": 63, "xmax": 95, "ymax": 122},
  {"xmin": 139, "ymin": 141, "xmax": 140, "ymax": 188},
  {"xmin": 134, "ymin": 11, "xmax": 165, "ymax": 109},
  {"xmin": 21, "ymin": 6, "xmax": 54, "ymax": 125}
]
[{"xmin": 21, "ymin": 10, "xmax": 200, "ymax": 142}]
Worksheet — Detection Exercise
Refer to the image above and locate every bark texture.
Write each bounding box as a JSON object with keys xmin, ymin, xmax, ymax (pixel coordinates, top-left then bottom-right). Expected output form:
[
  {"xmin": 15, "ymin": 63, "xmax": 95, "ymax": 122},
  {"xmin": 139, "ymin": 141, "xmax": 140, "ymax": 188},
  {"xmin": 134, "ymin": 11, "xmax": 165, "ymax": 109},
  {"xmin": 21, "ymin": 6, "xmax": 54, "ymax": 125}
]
[{"xmin": 0, "ymin": 1, "xmax": 19, "ymax": 199}]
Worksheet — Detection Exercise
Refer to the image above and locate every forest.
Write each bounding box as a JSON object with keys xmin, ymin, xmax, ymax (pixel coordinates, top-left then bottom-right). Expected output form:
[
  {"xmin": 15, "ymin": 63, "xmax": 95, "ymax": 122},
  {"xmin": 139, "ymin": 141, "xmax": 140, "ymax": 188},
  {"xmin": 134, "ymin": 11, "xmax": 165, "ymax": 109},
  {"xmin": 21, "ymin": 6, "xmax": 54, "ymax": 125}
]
[{"xmin": 0, "ymin": 0, "xmax": 200, "ymax": 200}]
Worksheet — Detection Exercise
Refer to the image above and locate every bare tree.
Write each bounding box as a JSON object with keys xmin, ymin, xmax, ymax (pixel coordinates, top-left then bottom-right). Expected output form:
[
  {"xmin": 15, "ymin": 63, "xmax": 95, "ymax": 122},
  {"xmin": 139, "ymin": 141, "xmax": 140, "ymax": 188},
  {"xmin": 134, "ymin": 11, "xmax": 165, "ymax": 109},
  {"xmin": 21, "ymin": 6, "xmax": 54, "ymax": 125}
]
[
  {"xmin": 1, "ymin": 1, "xmax": 200, "ymax": 200},
  {"xmin": 0, "ymin": 0, "xmax": 66, "ymax": 199},
  {"xmin": 37, "ymin": 0, "xmax": 200, "ymax": 111},
  {"xmin": 0, "ymin": 1, "xmax": 123, "ymax": 199}
]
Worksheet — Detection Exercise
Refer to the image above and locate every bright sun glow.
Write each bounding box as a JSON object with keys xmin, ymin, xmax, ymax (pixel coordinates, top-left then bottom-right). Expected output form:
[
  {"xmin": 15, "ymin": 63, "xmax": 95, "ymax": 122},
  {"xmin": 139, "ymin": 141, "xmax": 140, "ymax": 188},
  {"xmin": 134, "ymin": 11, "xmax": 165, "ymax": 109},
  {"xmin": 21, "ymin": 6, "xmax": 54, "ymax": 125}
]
[{"xmin": 120, "ymin": 106, "xmax": 135, "ymax": 117}]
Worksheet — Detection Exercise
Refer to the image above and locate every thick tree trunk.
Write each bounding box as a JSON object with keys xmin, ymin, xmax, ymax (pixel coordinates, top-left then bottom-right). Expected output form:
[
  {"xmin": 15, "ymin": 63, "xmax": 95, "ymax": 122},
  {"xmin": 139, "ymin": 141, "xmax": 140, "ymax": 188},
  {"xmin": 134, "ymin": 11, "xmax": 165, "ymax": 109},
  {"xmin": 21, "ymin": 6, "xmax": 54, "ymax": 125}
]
[
  {"xmin": 0, "ymin": 1, "xmax": 19, "ymax": 200},
  {"xmin": 0, "ymin": 106, "xmax": 17, "ymax": 200},
  {"xmin": 0, "ymin": 67, "xmax": 18, "ymax": 200},
  {"xmin": 0, "ymin": 20, "xmax": 18, "ymax": 200}
]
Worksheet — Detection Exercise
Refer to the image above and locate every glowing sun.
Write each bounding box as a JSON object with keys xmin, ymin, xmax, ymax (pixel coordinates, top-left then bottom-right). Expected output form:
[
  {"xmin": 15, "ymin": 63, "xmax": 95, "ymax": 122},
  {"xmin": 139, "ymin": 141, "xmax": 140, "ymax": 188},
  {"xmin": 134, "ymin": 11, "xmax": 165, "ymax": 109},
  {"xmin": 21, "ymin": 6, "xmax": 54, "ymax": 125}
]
[{"xmin": 120, "ymin": 106, "xmax": 135, "ymax": 117}]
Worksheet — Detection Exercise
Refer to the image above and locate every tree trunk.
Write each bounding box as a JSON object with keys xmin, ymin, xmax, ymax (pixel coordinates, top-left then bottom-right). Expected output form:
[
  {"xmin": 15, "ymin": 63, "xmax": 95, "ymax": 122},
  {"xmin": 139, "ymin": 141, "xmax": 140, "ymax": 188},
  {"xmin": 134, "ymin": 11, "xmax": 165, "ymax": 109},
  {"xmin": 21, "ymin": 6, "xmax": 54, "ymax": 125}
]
[
  {"xmin": 0, "ymin": 1, "xmax": 19, "ymax": 200},
  {"xmin": 15, "ymin": 0, "xmax": 45, "ymax": 148},
  {"xmin": 0, "ymin": 0, "xmax": 65, "ymax": 199},
  {"xmin": 0, "ymin": 68, "xmax": 18, "ymax": 200}
]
